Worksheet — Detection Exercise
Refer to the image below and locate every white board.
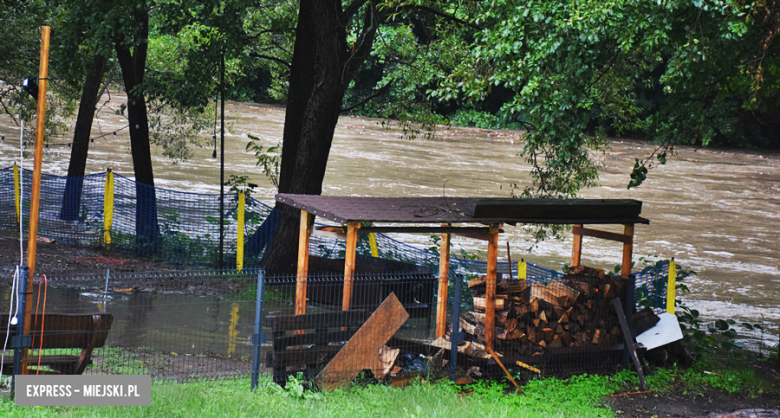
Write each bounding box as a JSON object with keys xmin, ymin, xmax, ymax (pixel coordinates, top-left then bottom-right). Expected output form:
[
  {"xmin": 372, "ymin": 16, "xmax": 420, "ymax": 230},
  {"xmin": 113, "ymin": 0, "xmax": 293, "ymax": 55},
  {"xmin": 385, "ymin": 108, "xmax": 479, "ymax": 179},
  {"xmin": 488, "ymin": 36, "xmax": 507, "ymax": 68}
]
[{"xmin": 635, "ymin": 312, "xmax": 683, "ymax": 351}]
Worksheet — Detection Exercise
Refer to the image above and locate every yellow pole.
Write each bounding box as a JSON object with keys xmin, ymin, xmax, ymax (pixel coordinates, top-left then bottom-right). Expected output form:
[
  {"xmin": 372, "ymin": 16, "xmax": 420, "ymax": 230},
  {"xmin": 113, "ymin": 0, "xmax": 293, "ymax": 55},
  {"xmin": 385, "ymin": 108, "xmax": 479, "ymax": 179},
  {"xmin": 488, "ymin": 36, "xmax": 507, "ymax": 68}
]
[
  {"xmin": 236, "ymin": 192, "xmax": 245, "ymax": 272},
  {"xmin": 666, "ymin": 258, "xmax": 677, "ymax": 314},
  {"xmin": 518, "ymin": 259, "xmax": 527, "ymax": 280},
  {"xmin": 13, "ymin": 162, "xmax": 20, "ymax": 223},
  {"xmin": 368, "ymin": 233, "xmax": 378, "ymax": 257},
  {"xmin": 23, "ymin": 25, "xmax": 51, "ymax": 375},
  {"xmin": 103, "ymin": 168, "xmax": 114, "ymax": 246}
]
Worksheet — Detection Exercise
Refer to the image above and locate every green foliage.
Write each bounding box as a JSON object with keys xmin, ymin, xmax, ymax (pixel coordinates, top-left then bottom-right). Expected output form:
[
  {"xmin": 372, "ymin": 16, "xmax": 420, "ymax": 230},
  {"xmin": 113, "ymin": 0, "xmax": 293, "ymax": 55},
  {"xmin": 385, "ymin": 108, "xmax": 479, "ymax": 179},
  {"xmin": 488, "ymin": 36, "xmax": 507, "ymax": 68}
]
[{"xmin": 246, "ymin": 134, "xmax": 281, "ymax": 190}]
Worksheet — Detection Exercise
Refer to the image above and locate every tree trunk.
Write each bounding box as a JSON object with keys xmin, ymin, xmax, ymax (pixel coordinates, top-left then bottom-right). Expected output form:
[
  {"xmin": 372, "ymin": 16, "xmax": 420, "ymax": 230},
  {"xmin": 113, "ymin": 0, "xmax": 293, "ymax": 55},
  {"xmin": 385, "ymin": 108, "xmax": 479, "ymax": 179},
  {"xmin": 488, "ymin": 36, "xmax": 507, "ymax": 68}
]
[
  {"xmin": 262, "ymin": 0, "xmax": 375, "ymax": 275},
  {"xmin": 60, "ymin": 53, "xmax": 108, "ymax": 221},
  {"xmin": 115, "ymin": 8, "xmax": 160, "ymax": 254}
]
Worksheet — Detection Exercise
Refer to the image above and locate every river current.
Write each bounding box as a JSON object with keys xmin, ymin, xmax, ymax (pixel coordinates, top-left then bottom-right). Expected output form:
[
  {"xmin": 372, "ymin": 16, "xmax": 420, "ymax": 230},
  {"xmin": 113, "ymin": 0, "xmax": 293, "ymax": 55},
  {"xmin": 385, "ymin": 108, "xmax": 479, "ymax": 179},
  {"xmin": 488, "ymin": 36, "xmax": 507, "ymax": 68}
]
[{"xmin": 1, "ymin": 92, "xmax": 778, "ymax": 350}]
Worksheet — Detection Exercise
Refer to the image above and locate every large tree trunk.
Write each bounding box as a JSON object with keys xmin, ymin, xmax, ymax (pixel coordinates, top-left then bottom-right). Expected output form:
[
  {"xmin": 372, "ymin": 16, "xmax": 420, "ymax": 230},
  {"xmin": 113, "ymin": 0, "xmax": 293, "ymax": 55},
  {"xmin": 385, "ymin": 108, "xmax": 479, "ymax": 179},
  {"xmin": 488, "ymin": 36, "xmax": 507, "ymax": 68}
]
[
  {"xmin": 262, "ymin": 0, "xmax": 374, "ymax": 275},
  {"xmin": 115, "ymin": 8, "xmax": 160, "ymax": 254},
  {"xmin": 60, "ymin": 53, "xmax": 108, "ymax": 221}
]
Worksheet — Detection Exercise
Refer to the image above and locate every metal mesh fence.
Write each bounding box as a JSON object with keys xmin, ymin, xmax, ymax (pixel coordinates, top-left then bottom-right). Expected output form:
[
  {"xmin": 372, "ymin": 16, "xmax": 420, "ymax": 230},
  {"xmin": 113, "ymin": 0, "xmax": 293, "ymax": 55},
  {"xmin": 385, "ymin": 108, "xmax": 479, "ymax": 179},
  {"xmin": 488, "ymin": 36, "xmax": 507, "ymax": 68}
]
[
  {"xmin": 1, "ymin": 265, "xmax": 669, "ymax": 385},
  {"xmin": 1, "ymin": 269, "xmax": 261, "ymax": 382}
]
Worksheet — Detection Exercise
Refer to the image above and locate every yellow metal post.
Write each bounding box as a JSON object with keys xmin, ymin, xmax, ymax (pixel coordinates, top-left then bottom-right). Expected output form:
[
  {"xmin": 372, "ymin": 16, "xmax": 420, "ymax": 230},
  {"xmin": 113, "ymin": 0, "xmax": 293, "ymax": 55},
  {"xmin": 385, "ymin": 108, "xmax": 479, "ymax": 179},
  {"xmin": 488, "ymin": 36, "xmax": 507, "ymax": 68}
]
[
  {"xmin": 103, "ymin": 169, "xmax": 114, "ymax": 246},
  {"xmin": 368, "ymin": 233, "xmax": 379, "ymax": 257},
  {"xmin": 518, "ymin": 259, "xmax": 527, "ymax": 280},
  {"xmin": 13, "ymin": 162, "xmax": 20, "ymax": 223},
  {"xmin": 666, "ymin": 258, "xmax": 677, "ymax": 314},
  {"xmin": 236, "ymin": 192, "xmax": 245, "ymax": 272}
]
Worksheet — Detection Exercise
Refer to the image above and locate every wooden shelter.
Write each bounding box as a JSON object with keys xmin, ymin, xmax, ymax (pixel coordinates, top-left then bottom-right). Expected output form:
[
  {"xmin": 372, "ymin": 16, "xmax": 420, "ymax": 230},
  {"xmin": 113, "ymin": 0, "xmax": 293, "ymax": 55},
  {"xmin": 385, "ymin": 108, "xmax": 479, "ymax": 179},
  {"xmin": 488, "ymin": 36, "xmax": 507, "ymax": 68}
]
[{"xmin": 275, "ymin": 194, "xmax": 649, "ymax": 351}]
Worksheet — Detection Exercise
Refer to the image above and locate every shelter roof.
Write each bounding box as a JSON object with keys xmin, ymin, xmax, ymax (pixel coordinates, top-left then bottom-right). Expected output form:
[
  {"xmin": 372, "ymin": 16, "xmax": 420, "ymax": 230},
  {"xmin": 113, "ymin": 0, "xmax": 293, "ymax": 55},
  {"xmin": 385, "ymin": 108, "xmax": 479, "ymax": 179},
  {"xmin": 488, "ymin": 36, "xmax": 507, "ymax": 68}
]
[{"xmin": 275, "ymin": 194, "xmax": 649, "ymax": 225}]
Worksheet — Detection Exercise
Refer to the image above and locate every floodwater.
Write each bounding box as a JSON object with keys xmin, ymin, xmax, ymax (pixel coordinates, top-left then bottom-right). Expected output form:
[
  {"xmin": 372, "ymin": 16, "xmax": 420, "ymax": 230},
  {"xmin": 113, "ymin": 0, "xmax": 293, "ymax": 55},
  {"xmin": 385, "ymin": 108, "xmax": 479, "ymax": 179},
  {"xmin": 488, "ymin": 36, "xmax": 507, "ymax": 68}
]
[{"xmin": 1, "ymin": 91, "xmax": 778, "ymax": 350}]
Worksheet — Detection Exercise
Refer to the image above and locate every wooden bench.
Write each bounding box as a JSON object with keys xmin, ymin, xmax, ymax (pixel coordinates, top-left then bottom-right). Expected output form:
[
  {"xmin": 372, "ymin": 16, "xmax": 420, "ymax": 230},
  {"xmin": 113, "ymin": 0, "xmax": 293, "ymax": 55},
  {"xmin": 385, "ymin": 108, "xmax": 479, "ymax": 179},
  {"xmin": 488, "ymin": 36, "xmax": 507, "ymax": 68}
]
[
  {"xmin": 266, "ymin": 310, "xmax": 370, "ymax": 386},
  {"xmin": 2, "ymin": 312, "xmax": 113, "ymax": 375}
]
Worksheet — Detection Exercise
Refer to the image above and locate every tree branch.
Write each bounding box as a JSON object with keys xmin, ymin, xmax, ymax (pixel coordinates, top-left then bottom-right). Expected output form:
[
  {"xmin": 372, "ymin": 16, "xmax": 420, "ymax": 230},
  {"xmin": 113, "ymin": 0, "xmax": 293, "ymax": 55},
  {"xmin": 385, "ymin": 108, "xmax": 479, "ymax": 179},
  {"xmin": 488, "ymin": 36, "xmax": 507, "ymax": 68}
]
[
  {"xmin": 410, "ymin": 5, "xmax": 481, "ymax": 30},
  {"xmin": 249, "ymin": 52, "xmax": 292, "ymax": 69},
  {"xmin": 341, "ymin": 82, "xmax": 393, "ymax": 113},
  {"xmin": 0, "ymin": 97, "xmax": 20, "ymax": 126},
  {"xmin": 345, "ymin": 0, "xmax": 370, "ymax": 19}
]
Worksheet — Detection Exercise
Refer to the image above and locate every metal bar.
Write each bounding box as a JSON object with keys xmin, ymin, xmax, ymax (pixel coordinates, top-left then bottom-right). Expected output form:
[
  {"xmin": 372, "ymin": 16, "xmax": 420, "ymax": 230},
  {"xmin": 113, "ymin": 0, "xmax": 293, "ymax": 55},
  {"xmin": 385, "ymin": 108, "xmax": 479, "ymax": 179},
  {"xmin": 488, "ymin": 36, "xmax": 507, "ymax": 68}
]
[
  {"xmin": 218, "ymin": 53, "xmax": 225, "ymax": 269},
  {"xmin": 13, "ymin": 267, "xmax": 29, "ymax": 385},
  {"xmin": 622, "ymin": 276, "xmax": 636, "ymax": 368},
  {"xmin": 449, "ymin": 274, "xmax": 463, "ymax": 380},
  {"xmin": 251, "ymin": 270, "xmax": 265, "ymax": 391}
]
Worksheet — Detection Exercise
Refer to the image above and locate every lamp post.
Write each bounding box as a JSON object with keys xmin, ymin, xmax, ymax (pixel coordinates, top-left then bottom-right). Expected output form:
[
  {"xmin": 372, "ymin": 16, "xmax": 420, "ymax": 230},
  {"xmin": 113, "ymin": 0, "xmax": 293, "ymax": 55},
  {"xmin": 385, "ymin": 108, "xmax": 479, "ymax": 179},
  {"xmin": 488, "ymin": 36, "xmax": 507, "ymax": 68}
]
[{"xmin": 219, "ymin": 53, "xmax": 225, "ymax": 269}]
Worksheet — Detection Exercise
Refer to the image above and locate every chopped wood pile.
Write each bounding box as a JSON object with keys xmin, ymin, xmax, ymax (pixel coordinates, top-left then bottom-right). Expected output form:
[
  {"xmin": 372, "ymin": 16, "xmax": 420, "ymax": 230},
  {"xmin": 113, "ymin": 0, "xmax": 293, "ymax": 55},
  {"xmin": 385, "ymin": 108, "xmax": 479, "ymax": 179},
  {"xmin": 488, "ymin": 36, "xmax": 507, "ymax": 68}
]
[{"xmin": 461, "ymin": 266, "xmax": 628, "ymax": 357}]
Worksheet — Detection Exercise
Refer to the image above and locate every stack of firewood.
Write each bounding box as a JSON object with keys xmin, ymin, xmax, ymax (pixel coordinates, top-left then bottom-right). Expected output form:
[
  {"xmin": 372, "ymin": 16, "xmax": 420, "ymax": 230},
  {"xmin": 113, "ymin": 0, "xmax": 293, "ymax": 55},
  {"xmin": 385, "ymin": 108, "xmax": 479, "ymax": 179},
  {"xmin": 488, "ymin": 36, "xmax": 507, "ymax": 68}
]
[{"xmin": 461, "ymin": 266, "xmax": 628, "ymax": 357}]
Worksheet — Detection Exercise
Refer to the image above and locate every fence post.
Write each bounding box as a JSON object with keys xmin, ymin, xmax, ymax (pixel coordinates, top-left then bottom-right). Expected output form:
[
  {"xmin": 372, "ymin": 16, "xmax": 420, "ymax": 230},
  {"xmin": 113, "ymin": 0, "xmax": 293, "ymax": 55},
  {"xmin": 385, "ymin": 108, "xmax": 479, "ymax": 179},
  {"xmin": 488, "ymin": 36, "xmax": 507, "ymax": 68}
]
[
  {"xmin": 518, "ymin": 259, "xmax": 527, "ymax": 280},
  {"xmin": 622, "ymin": 275, "xmax": 636, "ymax": 368},
  {"xmin": 103, "ymin": 168, "xmax": 114, "ymax": 246},
  {"xmin": 237, "ymin": 192, "xmax": 245, "ymax": 272},
  {"xmin": 13, "ymin": 162, "xmax": 20, "ymax": 224},
  {"xmin": 449, "ymin": 274, "xmax": 463, "ymax": 380},
  {"xmin": 11, "ymin": 267, "xmax": 30, "ymax": 391},
  {"xmin": 666, "ymin": 258, "xmax": 676, "ymax": 314},
  {"xmin": 368, "ymin": 233, "xmax": 378, "ymax": 257},
  {"xmin": 251, "ymin": 270, "xmax": 265, "ymax": 391}
]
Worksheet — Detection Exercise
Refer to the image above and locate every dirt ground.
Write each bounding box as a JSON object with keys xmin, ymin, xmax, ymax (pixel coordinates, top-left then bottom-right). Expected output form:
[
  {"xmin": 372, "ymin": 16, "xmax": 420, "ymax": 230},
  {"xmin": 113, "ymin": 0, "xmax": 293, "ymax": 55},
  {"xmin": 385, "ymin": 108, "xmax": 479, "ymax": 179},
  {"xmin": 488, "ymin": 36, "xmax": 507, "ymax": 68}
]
[
  {"xmin": 607, "ymin": 361, "xmax": 780, "ymax": 418},
  {"xmin": 0, "ymin": 233, "xmax": 178, "ymax": 276}
]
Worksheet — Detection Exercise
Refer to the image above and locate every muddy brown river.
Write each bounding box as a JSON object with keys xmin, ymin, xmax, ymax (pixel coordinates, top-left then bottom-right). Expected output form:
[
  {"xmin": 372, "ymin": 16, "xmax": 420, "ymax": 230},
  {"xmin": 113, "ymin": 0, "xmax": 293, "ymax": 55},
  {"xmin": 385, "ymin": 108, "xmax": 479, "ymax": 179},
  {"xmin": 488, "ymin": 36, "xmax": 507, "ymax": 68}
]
[{"xmin": 1, "ymin": 91, "xmax": 778, "ymax": 350}]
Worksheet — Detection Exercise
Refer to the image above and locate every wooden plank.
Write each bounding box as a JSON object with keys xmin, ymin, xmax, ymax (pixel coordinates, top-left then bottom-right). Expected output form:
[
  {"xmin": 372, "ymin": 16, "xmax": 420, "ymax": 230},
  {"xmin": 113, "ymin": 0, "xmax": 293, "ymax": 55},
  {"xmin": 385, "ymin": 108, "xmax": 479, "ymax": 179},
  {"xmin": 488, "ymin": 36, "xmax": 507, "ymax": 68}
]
[
  {"xmin": 316, "ymin": 293, "xmax": 409, "ymax": 391},
  {"xmin": 275, "ymin": 330, "xmax": 355, "ymax": 349},
  {"xmin": 296, "ymin": 210, "xmax": 313, "ymax": 315},
  {"xmin": 571, "ymin": 224, "xmax": 583, "ymax": 267},
  {"xmin": 436, "ymin": 223, "xmax": 451, "ymax": 338},
  {"xmin": 466, "ymin": 198, "xmax": 643, "ymax": 220},
  {"xmin": 359, "ymin": 226, "xmax": 503, "ymax": 235},
  {"xmin": 485, "ymin": 225, "xmax": 499, "ymax": 352},
  {"xmin": 342, "ymin": 222, "xmax": 360, "ymax": 311},
  {"xmin": 621, "ymin": 224, "xmax": 634, "ymax": 278},
  {"xmin": 572, "ymin": 226, "xmax": 632, "ymax": 244},
  {"xmin": 273, "ymin": 345, "xmax": 343, "ymax": 368},
  {"xmin": 269, "ymin": 310, "xmax": 370, "ymax": 331},
  {"xmin": 611, "ymin": 298, "xmax": 648, "ymax": 391}
]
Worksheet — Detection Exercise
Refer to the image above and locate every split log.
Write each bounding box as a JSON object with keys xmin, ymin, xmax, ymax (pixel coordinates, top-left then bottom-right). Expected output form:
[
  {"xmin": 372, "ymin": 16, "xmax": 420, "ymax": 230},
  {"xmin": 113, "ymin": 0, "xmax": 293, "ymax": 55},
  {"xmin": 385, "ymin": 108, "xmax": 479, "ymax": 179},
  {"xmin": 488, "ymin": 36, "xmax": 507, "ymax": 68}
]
[{"xmin": 473, "ymin": 296, "xmax": 506, "ymax": 310}]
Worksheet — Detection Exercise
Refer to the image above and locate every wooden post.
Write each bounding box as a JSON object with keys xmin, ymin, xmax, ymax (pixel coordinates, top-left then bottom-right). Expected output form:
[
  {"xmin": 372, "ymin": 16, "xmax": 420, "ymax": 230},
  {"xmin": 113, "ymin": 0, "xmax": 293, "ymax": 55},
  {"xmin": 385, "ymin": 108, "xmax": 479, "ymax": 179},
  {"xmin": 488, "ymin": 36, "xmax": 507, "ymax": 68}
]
[
  {"xmin": 22, "ymin": 25, "xmax": 51, "ymax": 375},
  {"xmin": 485, "ymin": 224, "xmax": 499, "ymax": 352},
  {"xmin": 295, "ymin": 210, "xmax": 313, "ymax": 315},
  {"xmin": 621, "ymin": 224, "xmax": 634, "ymax": 278},
  {"xmin": 436, "ymin": 223, "xmax": 451, "ymax": 338},
  {"xmin": 571, "ymin": 224, "xmax": 583, "ymax": 267},
  {"xmin": 342, "ymin": 222, "xmax": 360, "ymax": 311}
]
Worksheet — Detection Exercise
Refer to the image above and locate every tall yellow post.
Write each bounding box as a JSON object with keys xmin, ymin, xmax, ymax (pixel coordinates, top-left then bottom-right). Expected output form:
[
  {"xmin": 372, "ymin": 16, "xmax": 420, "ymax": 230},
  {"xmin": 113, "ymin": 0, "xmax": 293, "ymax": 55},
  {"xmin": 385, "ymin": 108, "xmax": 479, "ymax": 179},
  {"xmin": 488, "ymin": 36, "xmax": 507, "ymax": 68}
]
[
  {"xmin": 518, "ymin": 259, "xmax": 527, "ymax": 280},
  {"xmin": 236, "ymin": 192, "xmax": 245, "ymax": 272},
  {"xmin": 666, "ymin": 258, "xmax": 677, "ymax": 314},
  {"xmin": 103, "ymin": 168, "xmax": 114, "ymax": 246},
  {"xmin": 368, "ymin": 233, "xmax": 379, "ymax": 257},
  {"xmin": 13, "ymin": 162, "xmax": 20, "ymax": 223}
]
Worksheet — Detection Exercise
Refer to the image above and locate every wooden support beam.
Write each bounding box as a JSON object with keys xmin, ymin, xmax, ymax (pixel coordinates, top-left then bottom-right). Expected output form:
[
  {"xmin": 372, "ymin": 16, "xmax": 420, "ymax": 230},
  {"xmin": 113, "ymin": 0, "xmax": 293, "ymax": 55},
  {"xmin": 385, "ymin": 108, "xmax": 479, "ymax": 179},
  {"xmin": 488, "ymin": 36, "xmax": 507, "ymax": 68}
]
[
  {"xmin": 296, "ymin": 210, "xmax": 313, "ymax": 315},
  {"xmin": 485, "ymin": 224, "xmax": 500, "ymax": 352},
  {"xmin": 621, "ymin": 224, "xmax": 634, "ymax": 278},
  {"xmin": 612, "ymin": 298, "xmax": 648, "ymax": 391},
  {"xmin": 571, "ymin": 224, "xmax": 583, "ymax": 267},
  {"xmin": 436, "ymin": 223, "xmax": 451, "ymax": 338},
  {"xmin": 358, "ymin": 226, "xmax": 503, "ymax": 235},
  {"xmin": 342, "ymin": 222, "xmax": 360, "ymax": 311},
  {"xmin": 572, "ymin": 225, "xmax": 632, "ymax": 244}
]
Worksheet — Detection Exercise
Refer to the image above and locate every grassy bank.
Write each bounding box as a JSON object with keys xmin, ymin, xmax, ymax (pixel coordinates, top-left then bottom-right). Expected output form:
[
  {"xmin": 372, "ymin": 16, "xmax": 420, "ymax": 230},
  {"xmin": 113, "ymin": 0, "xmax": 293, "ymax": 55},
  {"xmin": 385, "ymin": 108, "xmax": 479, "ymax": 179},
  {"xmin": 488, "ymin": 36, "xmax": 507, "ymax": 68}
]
[{"xmin": 2, "ymin": 355, "xmax": 777, "ymax": 418}]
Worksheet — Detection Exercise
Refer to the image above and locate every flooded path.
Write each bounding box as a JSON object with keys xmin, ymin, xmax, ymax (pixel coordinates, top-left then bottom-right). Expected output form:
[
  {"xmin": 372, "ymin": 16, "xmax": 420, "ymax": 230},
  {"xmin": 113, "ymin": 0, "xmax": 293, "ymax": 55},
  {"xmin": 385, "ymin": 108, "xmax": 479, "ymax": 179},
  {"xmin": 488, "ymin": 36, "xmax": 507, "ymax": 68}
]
[{"xmin": 1, "ymin": 91, "xmax": 778, "ymax": 349}]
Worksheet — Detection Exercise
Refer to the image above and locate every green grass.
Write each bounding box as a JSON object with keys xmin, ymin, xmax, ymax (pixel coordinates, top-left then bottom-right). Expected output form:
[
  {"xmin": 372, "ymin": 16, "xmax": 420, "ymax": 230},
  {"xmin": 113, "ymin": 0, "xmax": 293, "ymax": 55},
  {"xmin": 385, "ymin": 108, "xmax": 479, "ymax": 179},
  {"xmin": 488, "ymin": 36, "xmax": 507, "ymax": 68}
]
[{"xmin": 1, "ymin": 356, "xmax": 777, "ymax": 418}]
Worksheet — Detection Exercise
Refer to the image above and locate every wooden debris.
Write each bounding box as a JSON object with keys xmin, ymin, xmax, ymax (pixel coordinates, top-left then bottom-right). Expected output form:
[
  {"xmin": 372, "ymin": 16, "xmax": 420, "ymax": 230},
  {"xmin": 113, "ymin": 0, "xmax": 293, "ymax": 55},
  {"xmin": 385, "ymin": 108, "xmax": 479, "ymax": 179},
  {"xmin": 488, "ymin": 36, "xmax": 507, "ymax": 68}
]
[{"xmin": 315, "ymin": 293, "xmax": 409, "ymax": 391}]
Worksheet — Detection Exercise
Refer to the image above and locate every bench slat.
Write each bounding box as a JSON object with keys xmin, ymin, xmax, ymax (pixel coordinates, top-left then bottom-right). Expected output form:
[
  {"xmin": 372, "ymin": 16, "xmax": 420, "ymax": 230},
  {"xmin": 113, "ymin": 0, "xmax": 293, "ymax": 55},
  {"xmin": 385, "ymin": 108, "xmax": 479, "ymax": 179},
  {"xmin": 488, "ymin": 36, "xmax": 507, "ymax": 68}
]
[{"xmin": 269, "ymin": 310, "xmax": 369, "ymax": 331}]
